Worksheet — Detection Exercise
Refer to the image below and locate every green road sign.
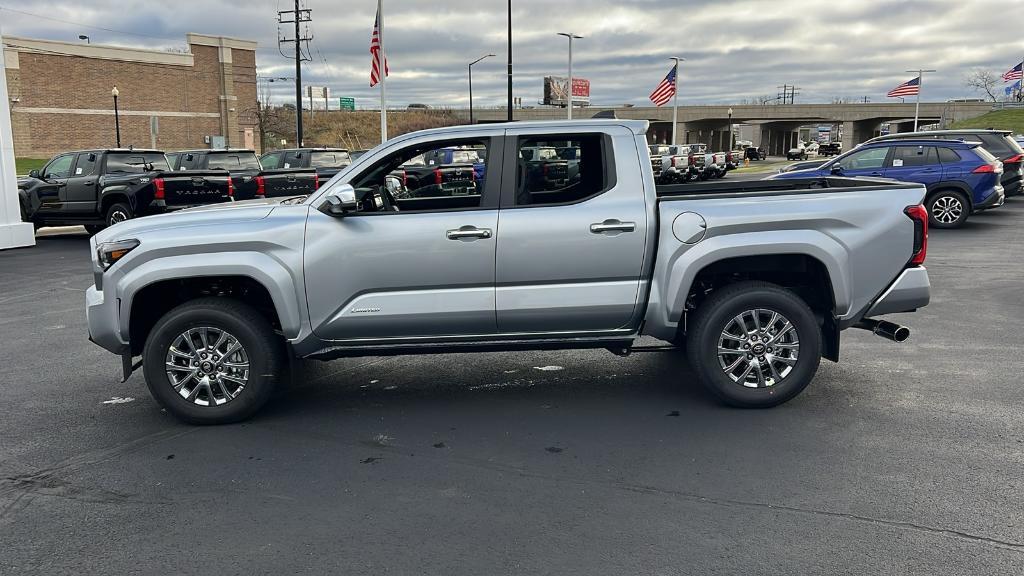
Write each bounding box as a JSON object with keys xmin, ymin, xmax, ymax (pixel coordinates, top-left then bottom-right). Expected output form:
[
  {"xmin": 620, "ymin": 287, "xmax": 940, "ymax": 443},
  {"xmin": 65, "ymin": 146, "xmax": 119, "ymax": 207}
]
[{"xmin": 339, "ymin": 97, "xmax": 356, "ymax": 111}]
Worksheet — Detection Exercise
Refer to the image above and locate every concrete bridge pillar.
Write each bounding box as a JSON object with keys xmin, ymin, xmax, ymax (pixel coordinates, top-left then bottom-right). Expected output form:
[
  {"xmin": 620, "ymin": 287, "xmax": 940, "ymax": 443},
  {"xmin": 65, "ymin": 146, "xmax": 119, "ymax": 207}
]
[{"xmin": 841, "ymin": 121, "xmax": 877, "ymax": 152}]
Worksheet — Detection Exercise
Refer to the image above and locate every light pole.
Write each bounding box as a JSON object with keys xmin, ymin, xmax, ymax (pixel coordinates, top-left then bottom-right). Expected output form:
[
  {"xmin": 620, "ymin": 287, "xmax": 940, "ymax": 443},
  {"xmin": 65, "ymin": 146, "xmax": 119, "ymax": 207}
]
[
  {"xmin": 111, "ymin": 86, "xmax": 121, "ymax": 148},
  {"xmin": 78, "ymin": 35, "xmax": 90, "ymax": 44},
  {"xmin": 468, "ymin": 54, "xmax": 495, "ymax": 125},
  {"xmin": 727, "ymin": 107, "xmax": 733, "ymax": 150},
  {"xmin": 557, "ymin": 32, "xmax": 583, "ymax": 120},
  {"xmin": 669, "ymin": 57, "xmax": 684, "ymax": 145},
  {"xmin": 506, "ymin": 0, "xmax": 513, "ymax": 121}
]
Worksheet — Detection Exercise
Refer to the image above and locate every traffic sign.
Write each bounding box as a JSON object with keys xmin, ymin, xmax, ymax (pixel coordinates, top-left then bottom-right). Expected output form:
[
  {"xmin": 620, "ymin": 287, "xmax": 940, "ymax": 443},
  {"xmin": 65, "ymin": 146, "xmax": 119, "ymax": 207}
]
[{"xmin": 339, "ymin": 97, "xmax": 356, "ymax": 111}]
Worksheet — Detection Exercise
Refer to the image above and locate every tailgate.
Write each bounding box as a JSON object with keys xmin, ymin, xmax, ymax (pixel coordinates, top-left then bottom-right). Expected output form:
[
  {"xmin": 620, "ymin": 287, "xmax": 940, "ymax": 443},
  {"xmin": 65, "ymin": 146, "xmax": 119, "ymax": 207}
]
[
  {"xmin": 158, "ymin": 171, "xmax": 231, "ymax": 206},
  {"xmin": 258, "ymin": 168, "xmax": 318, "ymax": 198}
]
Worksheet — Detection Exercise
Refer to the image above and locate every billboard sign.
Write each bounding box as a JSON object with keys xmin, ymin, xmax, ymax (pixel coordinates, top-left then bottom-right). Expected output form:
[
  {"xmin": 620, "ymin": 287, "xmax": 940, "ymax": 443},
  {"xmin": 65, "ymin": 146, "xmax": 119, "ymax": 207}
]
[{"xmin": 543, "ymin": 76, "xmax": 591, "ymax": 106}]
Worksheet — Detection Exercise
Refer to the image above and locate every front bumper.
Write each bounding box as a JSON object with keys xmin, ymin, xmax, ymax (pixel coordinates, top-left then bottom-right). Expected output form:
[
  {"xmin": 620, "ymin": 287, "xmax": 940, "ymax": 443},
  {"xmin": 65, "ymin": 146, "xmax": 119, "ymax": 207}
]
[
  {"xmin": 86, "ymin": 285, "xmax": 128, "ymax": 355},
  {"xmin": 863, "ymin": 267, "xmax": 931, "ymax": 318},
  {"xmin": 974, "ymin": 186, "xmax": 1005, "ymax": 212}
]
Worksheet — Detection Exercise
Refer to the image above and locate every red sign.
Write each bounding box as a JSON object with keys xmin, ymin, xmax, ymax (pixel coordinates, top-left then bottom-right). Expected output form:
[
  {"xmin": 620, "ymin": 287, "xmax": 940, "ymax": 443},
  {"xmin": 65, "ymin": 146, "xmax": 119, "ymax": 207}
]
[{"xmin": 572, "ymin": 78, "xmax": 590, "ymax": 98}]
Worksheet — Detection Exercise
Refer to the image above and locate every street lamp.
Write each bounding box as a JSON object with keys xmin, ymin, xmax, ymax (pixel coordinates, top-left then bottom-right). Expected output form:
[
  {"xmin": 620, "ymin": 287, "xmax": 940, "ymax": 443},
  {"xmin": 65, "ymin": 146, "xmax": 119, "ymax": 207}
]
[
  {"xmin": 727, "ymin": 107, "xmax": 734, "ymax": 151},
  {"xmin": 78, "ymin": 35, "xmax": 90, "ymax": 44},
  {"xmin": 557, "ymin": 32, "xmax": 583, "ymax": 120},
  {"xmin": 468, "ymin": 54, "xmax": 495, "ymax": 125},
  {"xmin": 111, "ymin": 86, "xmax": 121, "ymax": 148}
]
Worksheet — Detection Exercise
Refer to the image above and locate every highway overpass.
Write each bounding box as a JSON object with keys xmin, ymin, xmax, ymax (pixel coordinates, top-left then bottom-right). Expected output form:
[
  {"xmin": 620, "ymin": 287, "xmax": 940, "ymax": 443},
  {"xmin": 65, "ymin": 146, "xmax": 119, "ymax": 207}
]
[{"xmin": 472, "ymin": 102, "xmax": 992, "ymax": 155}]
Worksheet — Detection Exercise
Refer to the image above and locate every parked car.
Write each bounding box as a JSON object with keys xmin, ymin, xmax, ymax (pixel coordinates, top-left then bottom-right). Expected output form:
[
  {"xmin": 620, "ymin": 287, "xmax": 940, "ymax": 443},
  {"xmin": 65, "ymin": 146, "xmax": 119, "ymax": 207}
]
[
  {"xmin": 769, "ymin": 138, "xmax": 1004, "ymax": 228},
  {"xmin": 685, "ymin": 143, "xmax": 717, "ymax": 179},
  {"xmin": 744, "ymin": 146, "xmax": 767, "ymax": 161},
  {"xmin": 648, "ymin": 144, "xmax": 691, "ymax": 183},
  {"xmin": 18, "ymin": 149, "xmax": 233, "ymax": 232},
  {"xmin": 86, "ymin": 120, "xmax": 930, "ymax": 424},
  {"xmin": 787, "ymin": 144, "xmax": 808, "ymax": 161},
  {"xmin": 780, "ymin": 159, "xmax": 828, "ymax": 173},
  {"xmin": 260, "ymin": 148, "xmax": 353, "ymax": 184},
  {"xmin": 864, "ymin": 129, "xmax": 1024, "ymax": 197},
  {"xmin": 817, "ymin": 142, "xmax": 842, "ymax": 157},
  {"xmin": 172, "ymin": 149, "xmax": 318, "ymax": 200}
]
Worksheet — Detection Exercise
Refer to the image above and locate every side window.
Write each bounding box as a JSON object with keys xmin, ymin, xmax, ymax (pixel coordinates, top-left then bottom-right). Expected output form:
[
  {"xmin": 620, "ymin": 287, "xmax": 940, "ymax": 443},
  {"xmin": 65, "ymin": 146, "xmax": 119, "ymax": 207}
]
[
  {"xmin": 178, "ymin": 154, "xmax": 198, "ymax": 170},
  {"xmin": 73, "ymin": 152, "xmax": 99, "ymax": 176},
  {"xmin": 891, "ymin": 146, "xmax": 936, "ymax": 168},
  {"xmin": 937, "ymin": 147, "xmax": 961, "ymax": 164},
  {"xmin": 44, "ymin": 154, "xmax": 74, "ymax": 179},
  {"xmin": 261, "ymin": 152, "xmax": 283, "ymax": 169},
  {"xmin": 282, "ymin": 151, "xmax": 303, "ymax": 168},
  {"xmin": 841, "ymin": 147, "xmax": 888, "ymax": 170},
  {"xmin": 515, "ymin": 134, "xmax": 607, "ymax": 206},
  {"xmin": 166, "ymin": 153, "xmax": 181, "ymax": 170},
  {"xmin": 349, "ymin": 138, "xmax": 490, "ymax": 213}
]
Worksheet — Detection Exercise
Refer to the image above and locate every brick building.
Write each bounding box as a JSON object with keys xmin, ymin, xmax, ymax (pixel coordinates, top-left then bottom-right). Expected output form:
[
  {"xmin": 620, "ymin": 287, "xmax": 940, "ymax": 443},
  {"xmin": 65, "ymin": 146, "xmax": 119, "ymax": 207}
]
[{"xmin": 3, "ymin": 33, "xmax": 259, "ymax": 158}]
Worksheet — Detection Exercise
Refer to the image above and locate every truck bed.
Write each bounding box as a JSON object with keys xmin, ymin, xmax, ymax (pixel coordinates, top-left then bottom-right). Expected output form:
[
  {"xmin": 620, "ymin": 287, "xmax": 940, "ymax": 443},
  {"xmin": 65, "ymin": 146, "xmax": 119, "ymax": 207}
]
[{"xmin": 656, "ymin": 176, "xmax": 920, "ymax": 198}]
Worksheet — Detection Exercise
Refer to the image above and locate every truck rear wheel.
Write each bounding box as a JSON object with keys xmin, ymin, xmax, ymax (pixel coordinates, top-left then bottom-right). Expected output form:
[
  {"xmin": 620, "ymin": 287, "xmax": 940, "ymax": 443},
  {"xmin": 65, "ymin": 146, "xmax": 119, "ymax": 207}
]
[
  {"xmin": 142, "ymin": 297, "xmax": 285, "ymax": 424},
  {"xmin": 686, "ymin": 281, "xmax": 821, "ymax": 408}
]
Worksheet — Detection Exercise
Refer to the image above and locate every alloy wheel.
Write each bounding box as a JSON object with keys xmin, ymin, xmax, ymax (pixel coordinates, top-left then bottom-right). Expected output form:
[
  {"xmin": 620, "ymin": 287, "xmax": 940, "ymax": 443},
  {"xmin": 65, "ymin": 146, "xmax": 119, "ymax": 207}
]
[
  {"xmin": 164, "ymin": 326, "xmax": 250, "ymax": 406},
  {"xmin": 717, "ymin": 309, "xmax": 800, "ymax": 388},
  {"xmin": 932, "ymin": 196, "xmax": 963, "ymax": 224}
]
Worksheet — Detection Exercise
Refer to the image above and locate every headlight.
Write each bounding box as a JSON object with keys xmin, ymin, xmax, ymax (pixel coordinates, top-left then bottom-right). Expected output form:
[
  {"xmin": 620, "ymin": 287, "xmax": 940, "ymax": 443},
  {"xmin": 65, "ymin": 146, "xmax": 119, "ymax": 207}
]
[{"xmin": 97, "ymin": 239, "xmax": 140, "ymax": 269}]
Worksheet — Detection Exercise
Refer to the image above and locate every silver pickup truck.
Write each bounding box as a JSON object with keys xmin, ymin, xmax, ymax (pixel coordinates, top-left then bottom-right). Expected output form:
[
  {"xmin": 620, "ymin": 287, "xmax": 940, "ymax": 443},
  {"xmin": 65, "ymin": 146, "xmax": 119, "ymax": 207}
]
[{"xmin": 86, "ymin": 120, "xmax": 930, "ymax": 424}]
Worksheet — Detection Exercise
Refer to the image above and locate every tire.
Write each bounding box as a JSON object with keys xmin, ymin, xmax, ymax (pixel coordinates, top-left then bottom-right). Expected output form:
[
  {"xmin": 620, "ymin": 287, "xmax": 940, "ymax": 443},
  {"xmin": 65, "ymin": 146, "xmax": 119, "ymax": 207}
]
[
  {"xmin": 686, "ymin": 281, "xmax": 821, "ymax": 408},
  {"xmin": 105, "ymin": 202, "xmax": 133, "ymax": 227},
  {"xmin": 142, "ymin": 297, "xmax": 285, "ymax": 424},
  {"xmin": 926, "ymin": 190, "xmax": 969, "ymax": 229}
]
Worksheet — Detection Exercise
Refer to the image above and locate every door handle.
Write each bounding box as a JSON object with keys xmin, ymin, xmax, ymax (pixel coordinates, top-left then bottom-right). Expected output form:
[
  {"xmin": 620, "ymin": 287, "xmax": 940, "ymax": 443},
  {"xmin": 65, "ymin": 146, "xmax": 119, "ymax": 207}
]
[
  {"xmin": 590, "ymin": 220, "xmax": 636, "ymax": 234},
  {"xmin": 84, "ymin": 181, "xmax": 95, "ymax": 185},
  {"xmin": 446, "ymin": 227, "xmax": 492, "ymax": 240}
]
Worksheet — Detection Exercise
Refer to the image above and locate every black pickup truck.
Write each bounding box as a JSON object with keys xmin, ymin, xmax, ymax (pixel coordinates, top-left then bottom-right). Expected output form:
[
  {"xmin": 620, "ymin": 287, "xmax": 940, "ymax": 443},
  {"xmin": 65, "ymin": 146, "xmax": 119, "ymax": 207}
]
[
  {"xmin": 259, "ymin": 148, "xmax": 352, "ymax": 184},
  {"xmin": 169, "ymin": 149, "xmax": 318, "ymax": 200},
  {"xmin": 18, "ymin": 149, "xmax": 233, "ymax": 232}
]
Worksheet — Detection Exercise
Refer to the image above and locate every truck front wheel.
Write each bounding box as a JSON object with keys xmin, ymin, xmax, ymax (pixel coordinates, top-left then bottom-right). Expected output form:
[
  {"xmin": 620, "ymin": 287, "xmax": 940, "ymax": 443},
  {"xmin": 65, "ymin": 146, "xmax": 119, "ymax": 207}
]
[
  {"xmin": 686, "ymin": 281, "xmax": 821, "ymax": 408},
  {"xmin": 142, "ymin": 298, "xmax": 285, "ymax": 424}
]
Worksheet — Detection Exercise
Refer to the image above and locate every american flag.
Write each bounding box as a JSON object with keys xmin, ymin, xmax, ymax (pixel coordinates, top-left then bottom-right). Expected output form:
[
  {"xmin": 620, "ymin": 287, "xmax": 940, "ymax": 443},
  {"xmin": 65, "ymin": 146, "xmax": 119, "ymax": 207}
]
[
  {"xmin": 887, "ymin": 76, "xmax": 920, "ymax": 98},
  {"xmin": 1003, "ymin": 62, "xmax": 1023, "ymax": 82},
  {"xmin": 370, "ymin": 7, "xmax": 389, "ymax": 87},
  {"xmin": 649, "ymin": 65, "xmax": 677, "ymax": 107}
]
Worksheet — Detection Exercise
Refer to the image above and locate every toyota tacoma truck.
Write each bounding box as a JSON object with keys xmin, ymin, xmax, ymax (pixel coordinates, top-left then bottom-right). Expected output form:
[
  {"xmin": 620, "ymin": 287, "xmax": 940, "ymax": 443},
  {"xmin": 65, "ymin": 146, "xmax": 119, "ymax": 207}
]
[
  {"xmin": 259, "ymin": 148, "xmax": 353, "ymax": 184},
  {"xmin": 19, "ymin": 149, "xmax": 234, "ymax": 232},
  {"xmin": 86, "ymin": 120, "xmax": 931, "ymax": 424},
  {"xmin": 170, "ymin": 149, "xmax": 319, "ymax": 200}
]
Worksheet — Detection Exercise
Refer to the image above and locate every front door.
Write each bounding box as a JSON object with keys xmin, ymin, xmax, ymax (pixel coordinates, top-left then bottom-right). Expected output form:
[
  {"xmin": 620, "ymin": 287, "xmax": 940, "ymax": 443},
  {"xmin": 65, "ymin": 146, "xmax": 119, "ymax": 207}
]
[
  {"xmin": 303, "ymin": 132, "xmax": 504, "ymax": 341},
  {"xmin": 34, "ymin": 153, "xmax": 75, "ymax": 213},
  {"xmin": 494, "ymin": 128, "xmax": 649, "ymax": 334}
]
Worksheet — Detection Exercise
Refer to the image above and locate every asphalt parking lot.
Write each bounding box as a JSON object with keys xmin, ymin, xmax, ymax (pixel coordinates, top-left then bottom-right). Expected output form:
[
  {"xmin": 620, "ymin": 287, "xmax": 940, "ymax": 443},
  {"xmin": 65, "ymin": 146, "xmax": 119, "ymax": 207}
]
[{"xmin": 1, "ymin": 200, "xmax": 1022, "ymax": 575}]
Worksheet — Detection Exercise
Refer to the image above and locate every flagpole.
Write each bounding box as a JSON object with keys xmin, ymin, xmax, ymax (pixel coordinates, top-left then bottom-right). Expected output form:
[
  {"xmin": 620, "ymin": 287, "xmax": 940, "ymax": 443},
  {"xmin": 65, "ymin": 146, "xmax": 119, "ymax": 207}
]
[
  {"xmin": 669, "ymin": 57, "xmax": 683, "ymax": 145},
  {"xmin": 913, "ymin": 69, "xmax": 921, "ymax": 132},
  {"xmin": 378, "ymin": 0, "xmax": 388, "ymax": 142}
]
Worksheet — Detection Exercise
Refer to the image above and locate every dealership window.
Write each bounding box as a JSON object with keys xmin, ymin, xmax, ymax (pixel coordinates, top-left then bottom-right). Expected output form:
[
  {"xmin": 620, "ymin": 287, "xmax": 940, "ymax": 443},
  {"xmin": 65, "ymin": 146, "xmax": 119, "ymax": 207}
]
[
  {"xmin": 515, "ymin": 134, "xmax": 609, "ymax": 206},
  {"xmin": 348, "ymin": 138, "xmax": 491, "ymax": 213}
]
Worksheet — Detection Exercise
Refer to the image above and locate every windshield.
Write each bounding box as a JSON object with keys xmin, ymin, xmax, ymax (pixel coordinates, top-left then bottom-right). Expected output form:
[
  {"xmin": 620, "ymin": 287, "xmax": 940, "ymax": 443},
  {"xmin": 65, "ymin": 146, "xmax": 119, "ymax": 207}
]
[
  {"xmin": 105, "ymin": 153, "xmax": 170, "ymax": 173},
  {"xmin": 207, "ymin": 152, "xmax": 261, "ymax": 170},
  {"xmin": 310, "ymin": 151, "xmax": 352, "ymax": 168}
]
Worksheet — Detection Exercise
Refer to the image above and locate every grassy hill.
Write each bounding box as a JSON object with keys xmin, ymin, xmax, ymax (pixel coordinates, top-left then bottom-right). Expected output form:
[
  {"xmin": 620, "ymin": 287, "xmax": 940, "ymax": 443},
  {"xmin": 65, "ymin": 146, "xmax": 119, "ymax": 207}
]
[{"xmin": 949, "ymin": 109, "xmax": 1024, "ymax": 134}]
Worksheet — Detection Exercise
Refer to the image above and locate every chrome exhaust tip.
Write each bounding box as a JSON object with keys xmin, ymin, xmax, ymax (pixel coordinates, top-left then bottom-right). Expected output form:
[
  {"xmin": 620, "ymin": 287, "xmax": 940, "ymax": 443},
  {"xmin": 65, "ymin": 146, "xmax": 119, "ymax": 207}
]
[{"xmin": 855, "ymin": 319, "xmax": 910, "ymax": 342}]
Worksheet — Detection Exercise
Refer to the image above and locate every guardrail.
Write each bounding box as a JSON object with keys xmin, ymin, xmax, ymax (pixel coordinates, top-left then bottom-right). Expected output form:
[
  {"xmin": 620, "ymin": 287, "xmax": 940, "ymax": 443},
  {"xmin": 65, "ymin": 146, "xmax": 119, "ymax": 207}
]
[{"xmin": 991, "ymin": 102, "xmax": 1024, "ymax": 110}]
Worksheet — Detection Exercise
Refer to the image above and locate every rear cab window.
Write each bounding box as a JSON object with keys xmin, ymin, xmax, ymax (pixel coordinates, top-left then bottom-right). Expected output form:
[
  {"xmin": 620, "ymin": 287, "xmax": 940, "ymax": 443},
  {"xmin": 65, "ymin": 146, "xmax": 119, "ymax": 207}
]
[
  {"xmin": 311, "ymin": 151, "xmax": 353, "ymax": 168},
  {"xmin": 207, "ymin": 152, "xmax": 261, "ymax": 170},
  {"xmin": 105, "ymin": 153, "xmax": 170, "ymax": 173}
]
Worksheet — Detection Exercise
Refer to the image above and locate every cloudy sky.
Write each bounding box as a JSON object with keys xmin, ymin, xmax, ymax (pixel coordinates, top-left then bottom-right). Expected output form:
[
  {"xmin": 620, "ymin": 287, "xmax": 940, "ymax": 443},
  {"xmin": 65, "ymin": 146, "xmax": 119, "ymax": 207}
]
[{"xmin": 2, "ymin": 0, "xmax": 1023, "ymax": 109}]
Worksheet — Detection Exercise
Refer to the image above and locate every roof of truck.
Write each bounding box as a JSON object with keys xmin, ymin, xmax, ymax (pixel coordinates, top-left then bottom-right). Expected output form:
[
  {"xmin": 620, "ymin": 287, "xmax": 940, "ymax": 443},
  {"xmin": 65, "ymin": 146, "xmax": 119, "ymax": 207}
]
[{"xmin": 401, "ymin": 119, "xmax": 650, "ymax": 138}]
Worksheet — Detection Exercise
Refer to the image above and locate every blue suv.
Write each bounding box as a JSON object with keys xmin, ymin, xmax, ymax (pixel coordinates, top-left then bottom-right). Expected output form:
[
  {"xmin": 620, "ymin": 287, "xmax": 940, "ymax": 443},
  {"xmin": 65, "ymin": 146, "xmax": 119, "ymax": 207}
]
[{"xmin": 769, "ymin": 139, "xmax": 1005, "ymax": 228}]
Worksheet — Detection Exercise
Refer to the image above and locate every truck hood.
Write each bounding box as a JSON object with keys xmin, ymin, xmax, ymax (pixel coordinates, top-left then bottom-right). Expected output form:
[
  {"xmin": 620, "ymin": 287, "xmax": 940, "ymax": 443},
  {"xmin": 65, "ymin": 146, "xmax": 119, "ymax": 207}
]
[{"xmin": 94, "ymin": 197, "xmax": 297, "ymax": 242}]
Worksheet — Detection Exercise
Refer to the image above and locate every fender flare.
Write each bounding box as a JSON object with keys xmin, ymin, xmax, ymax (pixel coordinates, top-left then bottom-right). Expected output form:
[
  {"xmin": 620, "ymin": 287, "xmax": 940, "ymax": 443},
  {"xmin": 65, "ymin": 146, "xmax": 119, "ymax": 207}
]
[
  {"xmin": 115, "ymin": 252, "xmax": 304, "ymax": 342},
  {"xmin": 925, "ymin": 182, "xmax": 974, "ymax": 209}
]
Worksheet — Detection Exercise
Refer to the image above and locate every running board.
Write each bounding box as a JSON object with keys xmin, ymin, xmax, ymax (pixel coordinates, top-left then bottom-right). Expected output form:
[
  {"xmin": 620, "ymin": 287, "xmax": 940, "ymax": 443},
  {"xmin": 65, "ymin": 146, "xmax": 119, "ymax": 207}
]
[{"xmin": 605, "ymin": 344, "xmax": 678, "ymax": 357}]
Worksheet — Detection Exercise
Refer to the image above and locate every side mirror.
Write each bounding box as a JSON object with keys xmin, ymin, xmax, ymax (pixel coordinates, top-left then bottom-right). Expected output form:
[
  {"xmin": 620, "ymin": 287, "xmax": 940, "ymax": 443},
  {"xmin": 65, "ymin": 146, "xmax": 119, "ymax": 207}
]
[
  {"xmin": 318, "ymin": 183, "xmax": 358, "ymax": 216},
  {"xmin": 830, "ymin": 164, "xmax": 843, "ymax": 175},
  {"xmin": 28, "ymin": 169, "xmax": 41, "ymax": 179}
]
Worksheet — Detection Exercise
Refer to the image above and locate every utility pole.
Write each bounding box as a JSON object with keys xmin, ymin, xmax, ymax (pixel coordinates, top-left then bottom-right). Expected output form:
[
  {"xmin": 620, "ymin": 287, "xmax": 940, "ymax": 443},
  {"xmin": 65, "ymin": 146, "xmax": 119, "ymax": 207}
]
[
  {"xmin": 507, "ymin": 0, "xmax": 513, "ymax": 121},
  {"xmin": 557, "ymin": 33, "xmax": 583, "ymax": 120},
  {"xmin": 278, "ymin": 1, "xmax": 312, "ymax": 146}
]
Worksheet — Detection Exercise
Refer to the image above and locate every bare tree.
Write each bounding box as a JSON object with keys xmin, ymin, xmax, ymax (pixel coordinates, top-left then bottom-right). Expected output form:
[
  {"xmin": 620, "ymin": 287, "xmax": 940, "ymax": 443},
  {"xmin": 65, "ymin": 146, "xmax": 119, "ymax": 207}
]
[{"xmin": 965, "ymin": 69, "xmax": 999, "ymax": 102}]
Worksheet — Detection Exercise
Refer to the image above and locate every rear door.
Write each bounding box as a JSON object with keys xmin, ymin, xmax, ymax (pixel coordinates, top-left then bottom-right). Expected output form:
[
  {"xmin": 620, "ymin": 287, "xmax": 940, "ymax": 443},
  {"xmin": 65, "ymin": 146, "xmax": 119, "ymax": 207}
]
[
  {"xmin": 494, "ymin": 127, "xmax": 648, "ymax": 334},
  {"xmin": 884, "ymin": 145, "xmax": 941, "ymax": 186},
  {"xmin": 63, "ymin": 151, "xmax": 100, "ymax": 213}
]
